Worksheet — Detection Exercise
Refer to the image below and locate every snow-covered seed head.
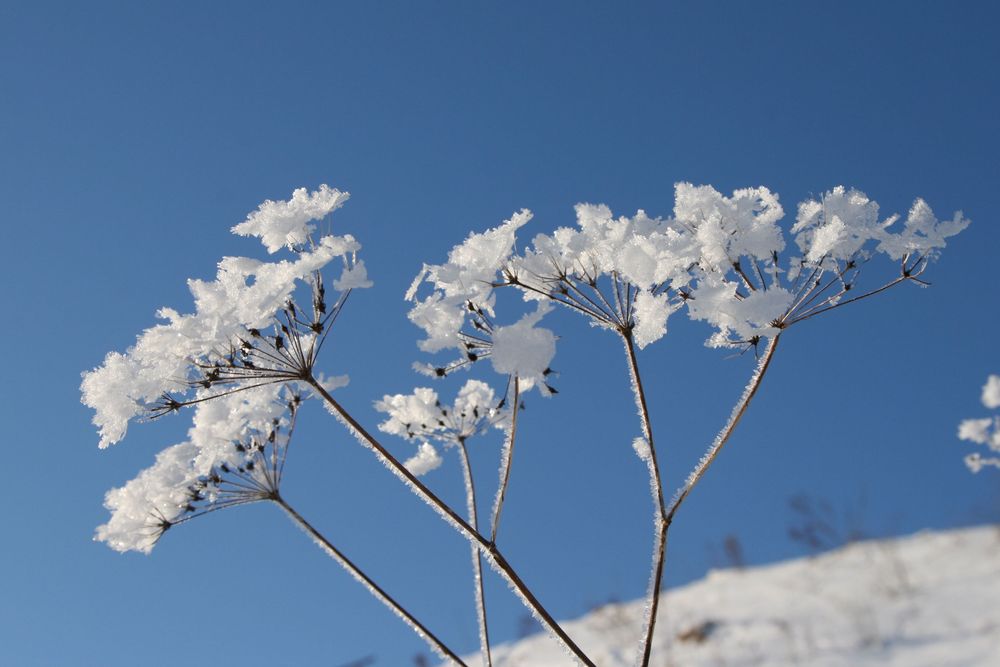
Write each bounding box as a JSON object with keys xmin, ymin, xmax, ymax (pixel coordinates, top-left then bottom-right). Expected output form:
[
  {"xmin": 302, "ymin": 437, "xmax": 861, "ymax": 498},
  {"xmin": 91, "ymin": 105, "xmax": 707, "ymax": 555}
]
[
  {"xmin": 95, "ymin": 396, "xmax": 302, "ymax": 554},
  {"xmin": 376, "ymin": 380, "xmax": 511, "ymax": 476},
  {"xmin": 81, "ymin": 185, "xmax": 368, "ymax": 448}
]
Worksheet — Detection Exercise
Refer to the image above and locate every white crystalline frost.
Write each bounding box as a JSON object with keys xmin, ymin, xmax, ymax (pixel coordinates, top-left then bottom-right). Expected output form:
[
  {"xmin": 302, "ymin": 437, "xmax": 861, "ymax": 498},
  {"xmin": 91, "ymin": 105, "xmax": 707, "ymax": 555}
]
[
  {"xmin": 958, "ymin": 375, "xmax": 1000, "ymax": 474},
  {"xmin": 404, "ymin": 442, "xmax": 443, "ymax": 476},
  {"xmin": 407, "ymin": 210, "xmax": 532, "ymax": 354},
  {"xmin": 981, "ymin": 375, "xmax": 1000, "ymax": 409},
  {"xmin": 490, "ymin": 302, "xmax": 557, "ymax": 392},
  {"xmin": 376, "ymin": 387, "xmax": 442, "ymax": 439},
  {"xmin": 632, "ymin": 290, "xmax": 673, "ymax": 349},
  {"xmin": 232, "ymin": 185, "xmax": 351, "ymax": 253}
]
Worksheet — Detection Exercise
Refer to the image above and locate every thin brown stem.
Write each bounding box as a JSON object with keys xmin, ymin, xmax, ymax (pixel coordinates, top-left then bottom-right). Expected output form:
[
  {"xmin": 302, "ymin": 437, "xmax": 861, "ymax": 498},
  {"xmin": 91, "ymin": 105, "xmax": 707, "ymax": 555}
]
[
  {"xmin": 306, "ymin": 378, "xmax": 595, "ymax": 666},
  {"xmin": 665, "ymin": 334, "xmax": 781, "ymax": 525},
  {"xmin": 272, "ymin": 495, "xmax": 467, "ymax": 666},
  {"xmin": 457, "ymin": 439, "xmax": 493, "ymax": 667},
  {"xmin": 489, "ymin": 376, "xmax": 520, "ymax": 544},
  {"xmin": 621, "ymin": 332, "xmax": 667, "ymax": 667}
]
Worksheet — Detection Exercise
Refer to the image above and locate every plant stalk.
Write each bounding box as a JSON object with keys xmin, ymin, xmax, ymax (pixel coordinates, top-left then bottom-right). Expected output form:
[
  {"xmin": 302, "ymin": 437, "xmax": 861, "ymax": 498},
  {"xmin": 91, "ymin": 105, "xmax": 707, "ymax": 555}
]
[
  {"xmin": 490, "ymin": 375, "xmax": 520, "ymax": 543},
  {"xmin": 621, "ymin": 331, "xmax": 668, "ymax": 667},
  {"xmin": 457, "ymin": 439, "xmax": 493, "ymax": 667},
  {"xmin": 272, "ymin": 494, "xmax": 467, "ymax": 666}
]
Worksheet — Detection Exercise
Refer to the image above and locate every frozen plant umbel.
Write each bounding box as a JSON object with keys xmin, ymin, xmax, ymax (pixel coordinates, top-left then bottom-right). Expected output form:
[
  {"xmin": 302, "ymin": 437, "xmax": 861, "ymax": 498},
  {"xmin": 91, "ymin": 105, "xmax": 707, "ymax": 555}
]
[
  {"xmin": 84, "ymin": 183, "xmax": 967, "ymax": 666},
  {"xmin": 958, "ymin": 375, "xmax": 1000, "ymax": 472}
]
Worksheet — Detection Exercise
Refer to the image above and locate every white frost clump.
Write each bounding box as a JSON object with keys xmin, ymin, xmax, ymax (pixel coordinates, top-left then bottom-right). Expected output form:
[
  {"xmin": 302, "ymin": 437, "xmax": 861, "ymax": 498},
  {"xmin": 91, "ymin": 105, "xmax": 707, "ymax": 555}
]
[
  {"xmin": 489, "ymin": 303, "xmax": 557, "ymax": 391},
  {"xmin": 404, "ymin": 443, "xmax": 444, "ymax": 476},
  {"xmin": 232, "ymin": 184, "xmax": 350, "ymax": 253},
  {"xmin": 792, "ymin": 186, "xmax": 968, "ymax": 265},
  {"xmin": 958, "ymin": 374, "xmax": 1000, "ymax": 473},
  {"xmin": 981, "ymin": 375, "xmax": 1000, "ymax": 409}
]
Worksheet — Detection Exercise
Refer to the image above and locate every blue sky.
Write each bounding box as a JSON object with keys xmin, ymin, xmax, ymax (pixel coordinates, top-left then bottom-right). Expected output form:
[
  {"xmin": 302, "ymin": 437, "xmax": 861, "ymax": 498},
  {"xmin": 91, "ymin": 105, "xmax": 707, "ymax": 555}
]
[{"xmin": 2, "ymin": 1, "xmax": 998, "ymax": 664}]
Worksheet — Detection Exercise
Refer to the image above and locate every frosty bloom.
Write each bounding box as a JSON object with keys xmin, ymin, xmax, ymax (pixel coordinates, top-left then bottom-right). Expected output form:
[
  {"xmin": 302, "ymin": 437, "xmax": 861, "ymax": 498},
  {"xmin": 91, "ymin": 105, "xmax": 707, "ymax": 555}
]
[
  {"xmin": 97, "ymin": 390, "xmax": 298, "ymax": 553},
  {"xmin": 504, "ymin": 201, "xmax": 699, "ymax": 349},
  {"xmin": 376, "ymin": 380, "xmax": 507, "ymax": 475},
  {"xmin": 406, "ymin": 209, "xmax": 532, "ymax": 353},
  {"xmin": 958, "ymin": 374, "xmax": 1000, "ymax": 473},
  {"xmin": 406, "ymin": 211, "xmax": 561, "ymax": 392},
  {"xmin": 81, "ymin": 186, "xmax": 366, "ymax": 447},
  {"xmin": 232, "ymin": 184, "xmax": 351, "ymax": 254},
  {"xmin": 678, "ymin": 185, "xmax": 968, "ymax": 349}
]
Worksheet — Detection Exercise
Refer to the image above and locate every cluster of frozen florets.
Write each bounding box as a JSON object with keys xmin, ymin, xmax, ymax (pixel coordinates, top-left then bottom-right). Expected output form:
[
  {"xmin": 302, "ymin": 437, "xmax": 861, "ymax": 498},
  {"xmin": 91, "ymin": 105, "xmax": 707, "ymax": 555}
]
[
  {"xmin": 81, "ymin": 186, "xmax": 368, "ymax": 448},
  {"xmin": 376, "ymin": 380, "xmax": 508, "ymax": 476},
  {"xmin": 958, "ymin": 375, "xmax": 1000, "ymax": 473},
  {"xmin": 97, "ymin": 390, "xmax": 300, "ymax": 553},
  {"xmin": 84, "ymin": 186, "xmax": 368, "ymax": 551},
  {"xmin": 407, "ymin": 183, "xmax": 968, "ymax": 365}
]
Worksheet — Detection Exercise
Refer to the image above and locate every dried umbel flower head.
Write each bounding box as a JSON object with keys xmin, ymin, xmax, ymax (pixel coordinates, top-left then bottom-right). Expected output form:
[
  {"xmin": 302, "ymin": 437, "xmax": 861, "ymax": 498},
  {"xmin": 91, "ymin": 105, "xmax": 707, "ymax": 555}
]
[
  {"xmin": 376, "ymin": 379, "xmax": 509, "ymax": 475},
  {"xmin": 96, "ymin": 392, "xmax": 301, "ymax": 553},
  {"xmin": 81, "ymin": 185, "xmax": 369, "ymax": 448}
]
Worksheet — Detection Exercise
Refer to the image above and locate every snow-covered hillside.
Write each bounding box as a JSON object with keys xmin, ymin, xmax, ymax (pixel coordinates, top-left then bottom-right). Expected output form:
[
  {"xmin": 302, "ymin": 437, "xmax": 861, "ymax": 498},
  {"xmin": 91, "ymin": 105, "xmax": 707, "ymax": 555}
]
[{"xmin": 462, "ymin": 526, "xmax": 1000, "ymax": 666}]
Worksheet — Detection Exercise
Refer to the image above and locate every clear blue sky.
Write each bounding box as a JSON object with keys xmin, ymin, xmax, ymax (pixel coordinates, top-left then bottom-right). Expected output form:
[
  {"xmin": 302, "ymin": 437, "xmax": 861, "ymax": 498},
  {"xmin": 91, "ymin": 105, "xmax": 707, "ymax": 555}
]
[{"xmin": 2, "ymin": 2, "xmax": 998, "ymax": 665}]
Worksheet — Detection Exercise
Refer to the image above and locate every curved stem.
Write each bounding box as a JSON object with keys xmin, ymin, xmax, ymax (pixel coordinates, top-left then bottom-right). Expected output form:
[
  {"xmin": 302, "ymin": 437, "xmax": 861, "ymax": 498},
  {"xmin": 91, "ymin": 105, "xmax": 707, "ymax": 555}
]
[
  {"xmin": 621, "ymin": 332, "xmax": 667, "ymax": 667},
  {"xmin": 272, "ymin": 495, "xmax": 467, "ymax": 666},
  {"xmin": 489, "ymin": 376, "xmax": 520, "ymax": 543},
  {"xmin": 665, "ymin": 334, "xmax": 781, "ymax": 525},
  {"xmin": 457, "ymin": 439, "xmax": 493, "ymax": 667},
  {"xmin": 306, "ymin": 378, "xmax": 594, "ymax": 666}
]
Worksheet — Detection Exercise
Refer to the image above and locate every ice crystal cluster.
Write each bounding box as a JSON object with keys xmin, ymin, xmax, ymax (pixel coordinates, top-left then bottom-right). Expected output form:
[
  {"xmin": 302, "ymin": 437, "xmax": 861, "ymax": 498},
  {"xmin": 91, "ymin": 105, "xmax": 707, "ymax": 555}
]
[
  {"xmin": 958, "ymin": 375, "xmax": 1000, "ymax": 472},
  {"xmin": 83, "ymin": 186, "xmax": 369, "ymax": 552}
]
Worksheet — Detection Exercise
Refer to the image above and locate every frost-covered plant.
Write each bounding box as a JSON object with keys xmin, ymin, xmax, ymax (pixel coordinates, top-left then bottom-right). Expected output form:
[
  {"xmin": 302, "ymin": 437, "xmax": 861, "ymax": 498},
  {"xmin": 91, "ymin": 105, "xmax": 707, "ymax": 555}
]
[
  {"xmin": 377, "ymin": 379, "xmax": 510, "ymax": 666},
  {"xmin": 958, "ymin": 375, "xmax": 1000, "ymax": 472},
  {"xmin": 84, "ymin": 183, "xmax": 966, "ymax": 667}
]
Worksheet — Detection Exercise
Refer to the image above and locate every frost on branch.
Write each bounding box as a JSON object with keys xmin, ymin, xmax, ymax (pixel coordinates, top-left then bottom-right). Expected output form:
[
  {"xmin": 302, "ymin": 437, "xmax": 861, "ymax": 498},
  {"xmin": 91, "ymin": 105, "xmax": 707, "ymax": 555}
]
[
  {"xmin": 81, "ymin": 185, "xmax": 365, "ymax": 448},
  {"xmin": 958, "ymin": 374, "xmax": 1000, "ymax": 473}
]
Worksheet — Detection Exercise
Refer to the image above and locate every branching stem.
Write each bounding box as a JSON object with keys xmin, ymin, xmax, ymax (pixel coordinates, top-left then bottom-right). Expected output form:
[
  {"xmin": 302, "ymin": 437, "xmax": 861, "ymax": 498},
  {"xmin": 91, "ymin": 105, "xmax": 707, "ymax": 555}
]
[
  {"xmin": 665, "ymin": 334, "xmax": 781, "ymax": 525},
  {"xmin": 306, "ymin": 378, "xmax": 594, "ymax": 666},
  {"xmin": 621, "ymin": 331, "xmax": 667, "ymax": 667},
  {"xmin": 490, "ymin": 376, "xmax": 520, "ymax": 543}
]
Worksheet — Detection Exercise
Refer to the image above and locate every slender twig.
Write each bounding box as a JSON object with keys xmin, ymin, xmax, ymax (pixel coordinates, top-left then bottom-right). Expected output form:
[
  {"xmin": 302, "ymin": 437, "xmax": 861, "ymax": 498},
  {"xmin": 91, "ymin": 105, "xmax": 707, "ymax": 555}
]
[
  {"xmin": 621, "ymin": 331, "xmax": 668, "ymax": 667},
  {"xmin": 306, "ymin": 378, "xmax": 595, "ymax": 666},
  {"xmin": 786, "ymin": 276, "xmax": 908, "ymax": 326},
  {"xmin": 272, "ymin": 495, "xmax": 468, "ymax": 666},
  {"xmin": 490, "ymin": 376, "xmax": 521, "ymax": 544},
  {"xmin": 665, "ymin": 334, "xmax": 781, "ymax": 525},
  {"xmin": 457, "ymin": 439, "xmax": 493, "ymax": 667}
]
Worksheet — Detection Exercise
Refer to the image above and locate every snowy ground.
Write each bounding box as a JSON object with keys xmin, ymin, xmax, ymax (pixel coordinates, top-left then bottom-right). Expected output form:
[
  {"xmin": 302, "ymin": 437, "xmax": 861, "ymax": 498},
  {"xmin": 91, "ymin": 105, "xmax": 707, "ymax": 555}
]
[{"xmin": 457, "ymin": 526, "xmax": 1000, "ymax": 666}]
